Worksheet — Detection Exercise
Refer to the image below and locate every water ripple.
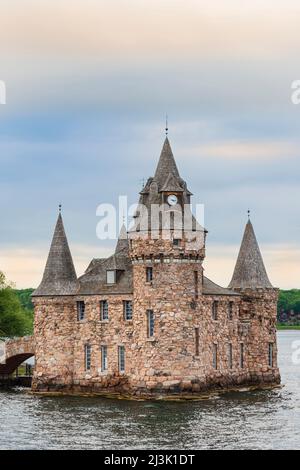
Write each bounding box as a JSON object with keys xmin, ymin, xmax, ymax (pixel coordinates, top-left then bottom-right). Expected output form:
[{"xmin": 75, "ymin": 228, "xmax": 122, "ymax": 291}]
[{"xmin": 0, "ymin": 331, "xmax": 299, "ymax": 449}]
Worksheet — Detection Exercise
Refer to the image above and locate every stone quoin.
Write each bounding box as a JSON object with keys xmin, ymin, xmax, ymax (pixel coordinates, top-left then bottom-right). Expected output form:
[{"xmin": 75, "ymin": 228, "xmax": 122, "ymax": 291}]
[{"xmin": 30, "ymin": 136, "xmax": 280, "ymax": 397}]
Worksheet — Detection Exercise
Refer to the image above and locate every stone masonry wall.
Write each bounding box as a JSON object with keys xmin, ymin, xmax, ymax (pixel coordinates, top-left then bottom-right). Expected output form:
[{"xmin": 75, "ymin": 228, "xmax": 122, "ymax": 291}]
[{"xmin": 32, "ymin": 240, "xmax": 280, "ymax": 396}]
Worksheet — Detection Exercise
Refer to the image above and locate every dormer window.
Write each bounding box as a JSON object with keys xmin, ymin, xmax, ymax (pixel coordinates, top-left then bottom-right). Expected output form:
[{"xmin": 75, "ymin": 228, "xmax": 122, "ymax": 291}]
[{"xmin": 106, "ymin": 270, "xmax": 116, "ymax": 284}]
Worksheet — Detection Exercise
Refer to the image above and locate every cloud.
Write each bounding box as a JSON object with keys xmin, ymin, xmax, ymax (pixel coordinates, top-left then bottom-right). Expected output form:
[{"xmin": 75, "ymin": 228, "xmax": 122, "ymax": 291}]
[
  {"xmin": 1, "ymin": 1, "xmax": 300, "ymax": 60},
  {"xmin": 180, "ymin": 140, "xmax": 300, "ymax": 161},
  {"xmin": 0, "ymin": 0, "xmax": 300, "ymax": 290}
]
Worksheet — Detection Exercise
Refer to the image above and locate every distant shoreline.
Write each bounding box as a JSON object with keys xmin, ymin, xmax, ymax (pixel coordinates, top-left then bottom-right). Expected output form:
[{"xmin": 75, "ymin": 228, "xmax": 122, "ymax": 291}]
[{"xmin": 277, "ymin": 325, "xmax": 300, "ymax": 330}]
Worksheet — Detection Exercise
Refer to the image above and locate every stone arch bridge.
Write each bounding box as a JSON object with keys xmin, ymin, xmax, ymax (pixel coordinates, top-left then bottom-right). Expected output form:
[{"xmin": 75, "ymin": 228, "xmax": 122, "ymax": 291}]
[{"xmin": 0, "ymin": 336, "xmax": 35, "ymax": 376}]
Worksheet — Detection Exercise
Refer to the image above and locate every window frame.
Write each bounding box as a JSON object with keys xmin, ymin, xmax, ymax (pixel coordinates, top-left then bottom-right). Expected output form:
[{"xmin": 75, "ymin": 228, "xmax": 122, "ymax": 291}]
[
  {"xmin": 195, "ymin": 327, "xmax": 200, "ymax": 356},
  {"xmin": 146, "ymin": 266, "xmax": 153, "ymax": 282},
  {"xmin": 194, "ymin": 271, "xmax": 199, "ymax": 299},
  {"xmin": 77, "ymin": 301, "xmax": 85, "ymax": 321},
  {"xmin": 118, "ymin": 345, "xmax": 125, "ymax": 373},
  {"xmin": 228, "ymin": 343, "xmax": 233, "ymax": 369},
  {"xmin": 228, "ymin": 301, "xmax": 234, "ymax": 321},
  {"xmin": 123, "ymin": 300, "xmax": 133, "ymax": 321},
  {"xmin": 212, "ymin": 301, "xmax": 218, "ymax": 321},
  {"xmin": 147, "ymin": 309, "xmax": 155, "ymax": 338},
  {"xmin": 240, "ymin": 343, "xmax": 244, "ymax": 369},
  {"xmin": 100, "ymin": 300, "xmax": 109, "ymax": 321},
  {"xmin": 268, "ymin": 342, "xmax": 273, "ymax": 367},
  {"xmin": 101, "ymin": 345, "xmax": 108, "ymax": 372},
  {"xmin": 213, "ymin": 343, "xmax": 218, "ymax": 370},
  {"xmin": 106, "ymin": 270, "xmax": 116, "ymax": 284},
  {"xmin": 85, "ymin": 344, "xmax": 91, "ymax": 371}
]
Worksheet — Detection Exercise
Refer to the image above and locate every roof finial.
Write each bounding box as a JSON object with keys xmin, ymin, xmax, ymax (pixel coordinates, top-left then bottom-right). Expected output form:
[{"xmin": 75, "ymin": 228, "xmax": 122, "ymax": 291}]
[
  {"xmin": 165, "ymin": 114, "xmax": 168, "ymax": 136},
  {"xmin": 59, "ymin": 204, "xmax": 62, "ymax": 214},
  {"xmin": 247, "ymin": 209, "xmax": 250, "ymax": 220}
]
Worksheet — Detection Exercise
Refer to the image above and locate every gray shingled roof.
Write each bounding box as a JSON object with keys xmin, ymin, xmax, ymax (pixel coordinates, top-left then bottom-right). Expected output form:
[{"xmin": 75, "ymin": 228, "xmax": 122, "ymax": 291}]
[
  {"xmin": 33, "ymin": 213, "xmax": 78, "ymax": 296},
  {"xmin": 154, "ymin": 137, "xmax": 180, "ymax": 190},
  {"xmin": 203, "ymin": 276, "xmax": 240, "ymax": 296},
  {"xmin": 133, "ymin": 137, "xmax": 204, "ymax": 235},
  {"xmin": 78, "ymin": 228, "xmax": 133, "ymax": 295},
  {"xmin": 115, "ymin": 224, "xmax": 129, "ymax": 253},
  {"xmin": 160, "ymin": 172, "xmax": 184, "ymax": 192},
  {"xmin": 228, "ymin": 220, "xmax": 273, "ymax": 289}
]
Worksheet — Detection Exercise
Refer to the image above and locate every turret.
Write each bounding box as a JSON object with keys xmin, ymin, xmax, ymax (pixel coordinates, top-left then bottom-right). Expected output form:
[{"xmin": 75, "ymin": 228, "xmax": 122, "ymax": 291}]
[
  {"xmin": 128, "ymin": 136, "xmax": 206, "ymax": 391},
  {"xmin": 229, "ymin": 215, "xmax": 280, "ymax": 384},
  {"xmin": 229, "ymin": 218, "xmax": 273, "ymax": 290},
  {"xmin": 32, "ymin": 209, "xmax": 78, "ymax": 391},
  {"xmin": 33, "ymin": 210, "xmax": 78, "ymax": 297}
]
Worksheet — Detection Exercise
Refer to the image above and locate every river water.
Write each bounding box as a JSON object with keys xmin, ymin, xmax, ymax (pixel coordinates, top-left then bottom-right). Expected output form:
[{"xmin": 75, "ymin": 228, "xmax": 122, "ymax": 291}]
[{"xmin": 0, "ymin": 330, "xmax": 299, "ymax": 450}]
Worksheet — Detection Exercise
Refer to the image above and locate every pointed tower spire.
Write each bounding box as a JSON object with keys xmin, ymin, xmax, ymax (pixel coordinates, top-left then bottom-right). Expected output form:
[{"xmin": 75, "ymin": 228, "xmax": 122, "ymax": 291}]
[
  {"xmin": 33, "ymin": 212, "xmax": 78, "ymax": 296},
  {"xmin": 154, "ymin": 137, "xmax": 180, "ymax": 190},
  {"xmin": 229, "ymin": 219, "xmax": 273, "ymax": 289},
  {"xmin": 115, "ymin": 224, "xmax": 129, "ymax": 254}
]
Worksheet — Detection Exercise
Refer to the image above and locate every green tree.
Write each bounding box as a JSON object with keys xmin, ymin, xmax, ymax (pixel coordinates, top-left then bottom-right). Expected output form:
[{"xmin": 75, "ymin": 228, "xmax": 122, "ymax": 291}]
[{"xmin": 0, "ymin": 271, "xmax": 33, "ymax": 337}]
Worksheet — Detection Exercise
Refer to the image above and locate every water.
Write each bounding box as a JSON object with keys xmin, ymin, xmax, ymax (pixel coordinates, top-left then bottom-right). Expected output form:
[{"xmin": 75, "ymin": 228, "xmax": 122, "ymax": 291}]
[{"xmin": 0, "ymin": 331, "xmax": 299, "ymax": 450}]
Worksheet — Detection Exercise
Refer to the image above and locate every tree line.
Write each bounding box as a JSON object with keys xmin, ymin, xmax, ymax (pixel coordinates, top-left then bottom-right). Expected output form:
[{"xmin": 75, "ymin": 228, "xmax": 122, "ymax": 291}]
[
  {"xmin": 0, "ymin": 271, "xmax": 33, "ymax": 338},
  {"xmin": 1, "ymin": 269, "xmax": 300, "ymax": 337}
]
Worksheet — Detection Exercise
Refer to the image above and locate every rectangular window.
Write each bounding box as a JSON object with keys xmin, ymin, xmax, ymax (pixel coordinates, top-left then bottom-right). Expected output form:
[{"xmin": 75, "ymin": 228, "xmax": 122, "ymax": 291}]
[
  {"xmin": 77, "ymin": 301, "xmax": 85, "ymax": 321},
  {"xmin": 118, "ymin": 346, "xmax": 125, "ymax": 373},
  {"xmin": 173, "ymin": 238, "xmax": 180, "ymax": 246},
  {"xmin": 194, "ymin": 271, "xmax": 199, "ymax": 299},
  {"xmin": 101, "ymin": 345, "xmax": 108, "ymax": 372},
  {"xmin": 100, "ymin": 300, "xmax": 109, "ymax": 321},
  {"xmin": 268, "ymin": 343, "xmax": 273, "ymax": 367},
  {"xmin": 106, "ymin": 270, "xmax": 116, "ymax": 284},
  {"xmin": 213, "ymin": 344, "xmax": 217, "ymax": 369},
  {"xmin": 146, "ymin": 267, "xmax": 153, "ymax": 282},
  {"xmin": 240, "ymin": 343, "xmax": 244, "ymax": 369},
  {"xmin": 228, "ymin": 343, "xmax": 233, "ymax": 369},
  {"xmin": 147, "ymin": 309, "xmax": 155, "ymax": 337},
  {"xmin": 85, "ymin": 344, "xmax": 91, "ymax": 371},
  {"xmin": 228, "ymin": 302, "xmax": 234, "ymax": 320},
  {"xmin": 212, "ymin": 301, "xmax": 218, "ymax": 320},
  {"xmin": 123, "ymin": 300, "xmax": 133, "ymax": 320},
  {"xmin": 195, "ymin": 327, "xmax": 200, "ymax": 356}
]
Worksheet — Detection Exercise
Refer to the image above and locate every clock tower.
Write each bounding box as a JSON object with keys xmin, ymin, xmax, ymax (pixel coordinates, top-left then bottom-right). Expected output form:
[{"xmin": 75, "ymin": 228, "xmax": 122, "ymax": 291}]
[{"xmin": 128, "ymin": 137, "xmax": 206, "ymax": 392}]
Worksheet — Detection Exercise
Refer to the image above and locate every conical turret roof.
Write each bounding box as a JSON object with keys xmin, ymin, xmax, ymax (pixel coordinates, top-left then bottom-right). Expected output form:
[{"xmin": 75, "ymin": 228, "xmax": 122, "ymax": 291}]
[
  {"xmin": 229, "ymin": 219, "xmax": 273, "ymax": 289},
  {"xmin": 154, "ymin": 137, "xmax": 180, "ymax": 190},
  {"xmin": 115, "ymin": 224, "xmax": 129, "ymax": 254},
  {"xmin": 33, "ymin": 213, "xmax": 78, "ymax": 296}
]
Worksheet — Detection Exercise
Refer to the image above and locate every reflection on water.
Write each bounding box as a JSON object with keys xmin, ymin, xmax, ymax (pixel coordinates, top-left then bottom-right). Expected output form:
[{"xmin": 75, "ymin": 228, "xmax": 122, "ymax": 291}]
[{"xmin": 0, "ymin": 331, "xmax": 299, "ymax": 449}]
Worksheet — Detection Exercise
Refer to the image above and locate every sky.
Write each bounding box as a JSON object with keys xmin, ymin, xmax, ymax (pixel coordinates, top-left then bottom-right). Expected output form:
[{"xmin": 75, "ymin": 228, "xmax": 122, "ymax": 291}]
[{"xmin": 1, "ymin": 0, "xmax": 300, "ymax": 289}]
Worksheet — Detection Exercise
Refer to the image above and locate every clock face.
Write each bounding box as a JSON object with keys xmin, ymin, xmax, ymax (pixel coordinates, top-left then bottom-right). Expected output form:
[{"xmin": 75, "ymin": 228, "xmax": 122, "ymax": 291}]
[{"xmin": 167, "ymin": 194, "xmax": 178, "ymax": 206}]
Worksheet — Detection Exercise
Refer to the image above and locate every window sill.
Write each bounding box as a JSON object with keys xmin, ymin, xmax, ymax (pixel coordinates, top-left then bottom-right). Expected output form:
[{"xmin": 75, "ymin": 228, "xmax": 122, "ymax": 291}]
[
  {"xmin": 100, "ymin": 319, "xmax": 109, "ymax": 323},
  {"xmin": 146, "ymin": 337, "xmax": 156, "ymax": 342}
]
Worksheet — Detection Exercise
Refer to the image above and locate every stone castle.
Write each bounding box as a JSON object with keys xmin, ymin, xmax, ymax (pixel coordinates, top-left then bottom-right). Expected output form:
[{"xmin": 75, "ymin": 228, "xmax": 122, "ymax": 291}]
[{"xmin": 31, "ymin": 136, "xmax": 280, "ymax": 396}]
